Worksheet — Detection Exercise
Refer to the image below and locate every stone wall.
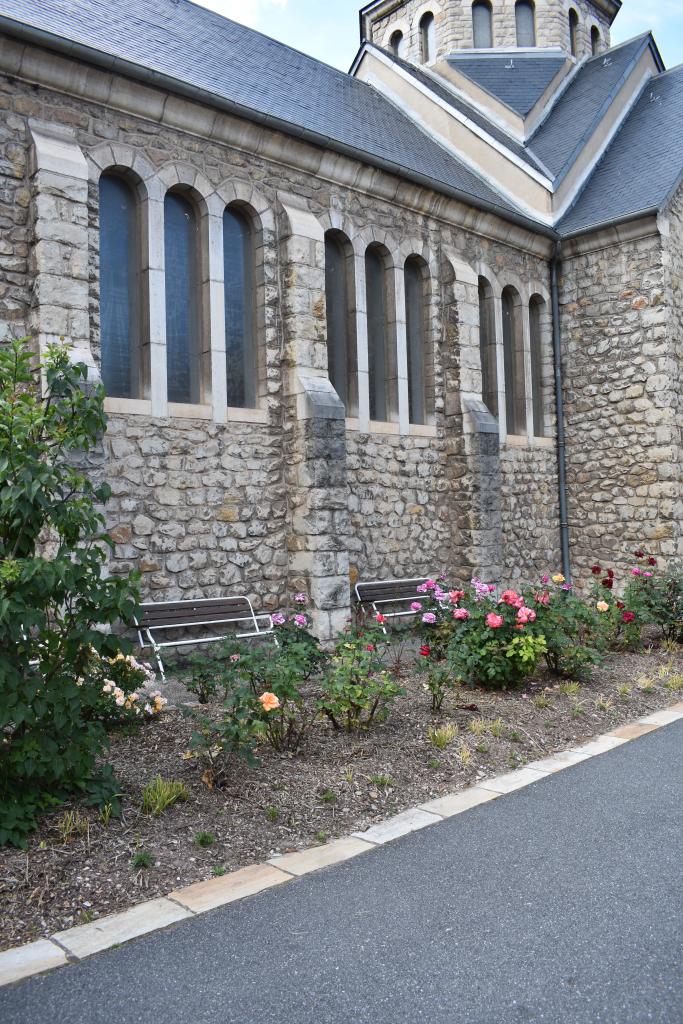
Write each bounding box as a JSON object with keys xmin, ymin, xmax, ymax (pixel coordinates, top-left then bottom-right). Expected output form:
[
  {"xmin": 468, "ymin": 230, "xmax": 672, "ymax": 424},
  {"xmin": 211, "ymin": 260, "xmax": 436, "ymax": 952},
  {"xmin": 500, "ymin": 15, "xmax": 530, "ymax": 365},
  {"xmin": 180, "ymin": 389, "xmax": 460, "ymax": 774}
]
[
  {"xmin": 368, "ymin": 0, "xmax": 612, "ymax": 63},
  {"xmin": 0, "ymin": 55, "xmax": 562, "ymax": 630},
  {"xmin": 662, "ymin": 186, "xmax": 683, "ymax": 560},
  {"xmin": 560, "ymin": 225, "xmax": 681, "ymax": 582}
]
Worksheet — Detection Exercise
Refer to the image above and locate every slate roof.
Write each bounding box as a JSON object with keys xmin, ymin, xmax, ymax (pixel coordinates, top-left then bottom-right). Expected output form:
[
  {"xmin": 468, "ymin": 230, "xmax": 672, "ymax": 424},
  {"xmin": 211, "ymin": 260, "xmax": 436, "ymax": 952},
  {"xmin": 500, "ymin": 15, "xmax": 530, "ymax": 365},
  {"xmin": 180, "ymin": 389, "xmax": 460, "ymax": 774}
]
[
  {"xmin": 527, "ymin": 35, "xmax": 659, "ymax": 184},
  {"xmin": 558, "ymin": 63, "xmax": 683, "ymax": 236},
  {"xmin": 446, "ymin": 51, "xmax": 568, "ymax": 118},
  {"xmin": 0, "ymin": 0, "xmax": 531, "ymax": 226},
  {"xmin": 383, "ymin": 48, "xmax": 549, "ymax": 175}
]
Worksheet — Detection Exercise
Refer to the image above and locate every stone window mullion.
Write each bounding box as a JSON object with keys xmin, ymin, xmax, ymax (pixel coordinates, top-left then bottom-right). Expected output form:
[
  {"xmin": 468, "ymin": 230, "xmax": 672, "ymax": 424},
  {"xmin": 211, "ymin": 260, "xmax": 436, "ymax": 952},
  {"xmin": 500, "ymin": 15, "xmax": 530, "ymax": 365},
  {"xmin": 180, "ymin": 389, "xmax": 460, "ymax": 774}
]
[
  {"xmin": 353, "ymin": 251, "xmax": 370, "ymax": 430},
  {"xmin": 142, "ymin": 195, "xmax": 168, "ymax": 418},
  {"xmin": 391, "ymin": 263, "xmax": 410, "ymax": 434},
  {"xmin": 205, "ymin": 210, "xmax": 227, "ymax": 423}
]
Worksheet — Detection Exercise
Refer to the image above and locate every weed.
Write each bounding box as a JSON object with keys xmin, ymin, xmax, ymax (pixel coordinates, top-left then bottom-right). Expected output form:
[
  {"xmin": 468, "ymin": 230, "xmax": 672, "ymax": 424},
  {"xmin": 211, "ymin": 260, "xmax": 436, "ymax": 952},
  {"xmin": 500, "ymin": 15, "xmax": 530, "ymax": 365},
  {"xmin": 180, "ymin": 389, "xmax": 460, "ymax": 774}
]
[
  {"xmin": 617, "ymin": 684, "xmax": 631, "ymax": 701},
  {"xmin": 315, "ymin": 831, "xmax": 328, "ymax": 844},
  {"xmin": 320, "ymin": 789, "xmax": 336, "ymax": 803},
  {"xmin": 56, "ymin": 810, "xmax": 88, "ymax": 844},
  {"xmin": 475, "ymin": 742, "xmax": 489, "ymax": 754},
  {"xmin": 141, "ymin": 776, "xmax": 188, "ymax": 817},
  {"xmin": 428, "ymin": 723, "xmax": 458, "ymax": 749},
  {"xmin": 570, "ymin": 701, "xmax": 586, "ymax": 719},
  {"xmin": 665, "ymin": 674, "xmax": 683, "ymax": 693},
  {"xmin": 468, "ymin": 718, "xmax": 488, "ymax": 736},
  {"xmin": 265, "ymin": 805, "xmax": 279, "ymax": 823},
  {"xmin": 595, "ymin": 694, "xmax": 614, "ymax": 712},
  {"xmin": 370, "ymin": 775, "xmax": 394, "ymax": 788},
  {"xmin": 427, "ymin": 757, "xmax": 440, "ymax": 770},
  {"xmin": 533, "ymin": 694, "xmax": 552, "ymax": 710},
  {"xmin": 488, "ymin": 718, "xmax": 505, "ymax": 738},
  {"xmin": 99, "ymin": 803, "xmax": 113, "ymax": 827},
  {"xmin": 212, "ymin": 865, "xmax": 226, "ymax": 877},
  {"xmin": 130, "ymin": 850, "xmax": 154, "ymax": 871},
  {"xmin": 636, "ymin": 675, "xmax": 656, "ymax": 695},
  {"xmin": 78, "ymin": 909, "xmax": 95, "ymax": 925},
  {"xmin": 657, "ymin": 661, "xmax": 673, "ymax": 680},
  {"xmin": 343, "ymin": 768, "xmax": 354, "ymax": 784},
  {"xmin": 560, "ymin": 681, "xmax": 582, "ymax": 697},
  {"xmin": 195, "ymin": 831, "xmax": 216, "ymax": 848},
  {"xmin": 508, "ymin": 730, "xmax": 523, "ymax": 743},
  {"xmin": 458, "ymin": 743, "xmax": 472, "ymax": 766}
]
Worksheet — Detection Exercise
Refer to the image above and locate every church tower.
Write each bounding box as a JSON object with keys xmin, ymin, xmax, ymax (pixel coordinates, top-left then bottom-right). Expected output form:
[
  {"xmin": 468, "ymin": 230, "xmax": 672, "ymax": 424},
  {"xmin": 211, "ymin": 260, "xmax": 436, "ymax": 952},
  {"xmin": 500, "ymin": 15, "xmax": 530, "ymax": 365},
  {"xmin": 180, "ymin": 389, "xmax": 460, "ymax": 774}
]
[{"xmin": 360, "ymin": 1, "xmax": 621, "ymax": 64}]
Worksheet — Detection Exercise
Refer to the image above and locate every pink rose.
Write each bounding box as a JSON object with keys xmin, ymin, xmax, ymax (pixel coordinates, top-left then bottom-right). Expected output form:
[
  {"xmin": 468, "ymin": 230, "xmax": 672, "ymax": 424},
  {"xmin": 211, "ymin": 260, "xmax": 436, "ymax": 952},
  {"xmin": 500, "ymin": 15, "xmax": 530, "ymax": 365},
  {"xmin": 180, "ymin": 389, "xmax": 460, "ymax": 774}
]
[
  {"xmin": 517, "ymin": 606, "xmax": 537, "ymax": 625},
  {"xmin": 272, "ymin": 613, "xmax": 286, "ymax": 626},
  {"xmin": 453, "ymin": 608, "xmax": 470, "ymax": 621},
  {"xmin": 486, "ymin": 613, "xmax": 505, "ymax": 629},
  {"xmin": 449, "ymin": 590, "xmax": 465, "ymax": 604},
  {"xmin": 501, "ymin": 590, "xmax": 523, "ymax": 608},
  {"xmin": 422, "ymin": 612, "xmax": 437, "ymax": 625},
  {"xmin": 292, "ymin": 614, "xmax": 308, "ymax": 628},
  {"xmin": 411, "ymin": 602, "xmax": 423, "ymax": 612},
  {"xmin": 540, "ymin": 574, "xmax": 551, "ymax": 585}
]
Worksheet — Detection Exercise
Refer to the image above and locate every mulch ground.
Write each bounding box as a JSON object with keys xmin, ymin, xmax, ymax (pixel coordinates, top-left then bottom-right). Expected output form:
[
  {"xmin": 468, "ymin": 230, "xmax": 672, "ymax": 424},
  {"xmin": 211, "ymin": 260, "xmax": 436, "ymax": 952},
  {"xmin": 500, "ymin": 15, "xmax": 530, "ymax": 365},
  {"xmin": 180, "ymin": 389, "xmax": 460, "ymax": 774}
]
[{"xmin": 1, "ymin": 641, "xmax": 681, "ymax": 952}]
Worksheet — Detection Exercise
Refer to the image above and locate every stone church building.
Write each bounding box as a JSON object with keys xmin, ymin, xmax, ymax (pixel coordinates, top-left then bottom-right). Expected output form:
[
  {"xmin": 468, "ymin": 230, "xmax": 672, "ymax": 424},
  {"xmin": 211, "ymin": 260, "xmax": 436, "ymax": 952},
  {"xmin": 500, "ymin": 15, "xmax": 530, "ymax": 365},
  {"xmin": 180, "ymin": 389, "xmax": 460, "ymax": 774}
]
[{"xmin": 0, "ymin": 0, "xmax": 681, "ymax": 634}]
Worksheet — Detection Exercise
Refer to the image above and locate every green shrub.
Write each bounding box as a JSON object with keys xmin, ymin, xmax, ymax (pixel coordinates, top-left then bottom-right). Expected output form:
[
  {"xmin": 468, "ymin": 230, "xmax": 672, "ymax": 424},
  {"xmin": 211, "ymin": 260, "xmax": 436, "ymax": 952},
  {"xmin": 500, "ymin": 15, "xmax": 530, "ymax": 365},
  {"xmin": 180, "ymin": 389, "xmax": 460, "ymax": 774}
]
[
  {"xmin": 318, "ymin": 624, "xmax": 403, "ymax": 731},
  {"xmin": 624, "ymin": 554, "xmax": 683, "ymax": 643},
  {"xmin": 0, "ymin": 340, "xmax": 139, "ymax": 847}
]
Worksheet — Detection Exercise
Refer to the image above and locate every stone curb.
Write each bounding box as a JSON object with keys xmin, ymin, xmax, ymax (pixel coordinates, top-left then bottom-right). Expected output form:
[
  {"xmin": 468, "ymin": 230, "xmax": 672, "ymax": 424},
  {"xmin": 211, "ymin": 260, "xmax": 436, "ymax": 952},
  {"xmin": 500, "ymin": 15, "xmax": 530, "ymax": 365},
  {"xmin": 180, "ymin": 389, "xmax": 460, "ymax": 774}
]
[{"xmin": 1, "ymin": 702, "xmax": 681, "ymax": 988}]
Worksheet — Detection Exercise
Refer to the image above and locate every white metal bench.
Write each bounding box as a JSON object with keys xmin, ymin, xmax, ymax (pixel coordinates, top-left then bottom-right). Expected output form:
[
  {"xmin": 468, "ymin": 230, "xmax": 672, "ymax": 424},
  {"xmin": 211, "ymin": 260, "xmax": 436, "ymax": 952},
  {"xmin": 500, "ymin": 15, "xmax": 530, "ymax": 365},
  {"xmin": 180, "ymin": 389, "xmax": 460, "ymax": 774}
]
[
  {"xmin": 355, "ymin": 577, "xmax": 436, "ymax": 633},
  {"xmin": 134, "ymin": 595, "xmax": 275, "ymax": 681}
]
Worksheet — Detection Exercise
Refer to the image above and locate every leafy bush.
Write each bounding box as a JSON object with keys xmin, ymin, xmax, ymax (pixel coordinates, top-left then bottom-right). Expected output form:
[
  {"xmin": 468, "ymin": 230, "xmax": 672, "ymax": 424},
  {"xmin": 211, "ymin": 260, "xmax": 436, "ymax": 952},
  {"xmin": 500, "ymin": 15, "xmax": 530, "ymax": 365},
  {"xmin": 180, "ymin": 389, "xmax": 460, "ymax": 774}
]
[
  {"xmin": 527, "ymin": 576, "xmax": 603, "ymax": 678},
  {"xmin": 0, "ymin": 340, "xmax": 139, "ymax": 847},
  {"xmin": 623, "ymin": 553, "xmax": 683, "ymax": 643},
  {"xmin": 319, "ymin": 623, "xmax": 404, "ymax": 731}
]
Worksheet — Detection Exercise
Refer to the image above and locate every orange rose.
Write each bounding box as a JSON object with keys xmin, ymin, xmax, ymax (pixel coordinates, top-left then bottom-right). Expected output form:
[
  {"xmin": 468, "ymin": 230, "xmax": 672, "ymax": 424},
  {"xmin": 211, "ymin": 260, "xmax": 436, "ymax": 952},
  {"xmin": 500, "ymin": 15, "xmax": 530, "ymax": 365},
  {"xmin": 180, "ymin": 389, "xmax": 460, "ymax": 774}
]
[{"xmin": 259, "ymin": 692, "xmax": 281, "ymax": 713}]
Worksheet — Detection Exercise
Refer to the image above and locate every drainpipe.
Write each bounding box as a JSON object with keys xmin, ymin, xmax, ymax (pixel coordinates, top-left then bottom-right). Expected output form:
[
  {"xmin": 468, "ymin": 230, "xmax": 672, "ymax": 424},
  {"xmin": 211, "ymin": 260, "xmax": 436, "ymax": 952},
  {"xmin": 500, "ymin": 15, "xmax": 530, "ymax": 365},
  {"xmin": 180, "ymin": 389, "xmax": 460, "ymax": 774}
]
[{"xmin": 551, "ymin": 240, "xmax": 571, "ymax": 582}]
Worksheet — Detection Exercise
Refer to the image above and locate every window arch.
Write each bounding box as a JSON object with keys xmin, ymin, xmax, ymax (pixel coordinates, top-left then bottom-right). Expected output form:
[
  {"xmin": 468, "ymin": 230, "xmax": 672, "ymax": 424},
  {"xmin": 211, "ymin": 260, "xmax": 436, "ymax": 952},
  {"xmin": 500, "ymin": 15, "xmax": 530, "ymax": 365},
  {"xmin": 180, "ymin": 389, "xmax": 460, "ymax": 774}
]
[
  {"xmin": 420, "ymin": 12, "xmax": 436, "ymax": 63},
  {"xmin": 365, "ymin": 245, "xmax": 397, "ymax": 423},
  {"xmin": 325, "ymin": 231, "xmax": 358, "ymax": 416},
  {"xmin": 472, "ymin": 1, "xmax": 493, "ymax": 48},
  {"xmin": 569, "ymin": 9, "xmax": 579, "ymax": 57},
  {"xmin": 515, "ymin": 1, "xmax": 536, "ymax": 47},
  {"xmin": 502, "ymin": 286, "xmax": 526, "ymax": 435},
  {"xmin": 529, "ymin": 294, "xmax": 547, "ymax": 438},
  {"xmin": 164, "ymin": 190, "xmax": 201, "ymax": 405},
  {"xmin": 99, "ymin": 173, "xmax": 142, "ymax": 399},
  {"xmin": 478, "ymin": 276, "xmax": 498, "ymax": 418},
  {"xmin": 224, "ymin": 205, "xmax": 257, "ymax": 409},
  {"xmin": 404, "ymin": 256, "xmax": 433, "ymax": 426},
  {"xmin": 389, "ymin": 30, "xmax": 405, "ymax": 58},
  {"xmin": 591, "ymin": 25, "xmax": 601, "ymax": 56}
]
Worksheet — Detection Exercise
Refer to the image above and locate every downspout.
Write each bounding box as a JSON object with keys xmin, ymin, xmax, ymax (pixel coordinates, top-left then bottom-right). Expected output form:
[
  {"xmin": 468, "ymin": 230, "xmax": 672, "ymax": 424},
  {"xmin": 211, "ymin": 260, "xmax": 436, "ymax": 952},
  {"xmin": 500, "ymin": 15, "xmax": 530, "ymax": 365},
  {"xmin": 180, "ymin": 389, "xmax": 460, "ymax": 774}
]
[{"xmin": 551, "ymin": 240, "xmax": 571, "ymax": 582}]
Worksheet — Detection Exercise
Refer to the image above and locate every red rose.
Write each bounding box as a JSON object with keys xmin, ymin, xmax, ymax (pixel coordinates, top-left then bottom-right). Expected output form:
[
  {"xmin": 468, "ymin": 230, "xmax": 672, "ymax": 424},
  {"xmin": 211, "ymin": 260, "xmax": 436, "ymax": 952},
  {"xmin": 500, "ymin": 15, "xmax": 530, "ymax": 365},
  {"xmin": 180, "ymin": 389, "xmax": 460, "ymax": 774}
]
[
  {"xmin": 622, "ymin": 611, "xmax": 636, "ymax": 624},
  {"xmin": 616, "ymin": 601, "xmax": 625, "ymax": 610},
  {"xmin": 648, "ymin": 557, "xmax": 657, "ymax": 567},
  {"xmin": 420, "ymin": 645, "xmax": 431, "ymax": 658},
  {"xmin": 366, "ymin": 644, "xmax": 375, "ymax": 652},
  {"xmin": 634, "ymin": 550, "xmax": 645, "ymax": 559},
  {"xmin": 591, "ymin": 565, "xmax": 602, "ymax": 575},
  {"xmin": 607, "ymin": 569, "xmax": 615, "ymax": 579},
  {"xmin": 602, "ymin": 578, "xmax": 614, "ymax": 590}
]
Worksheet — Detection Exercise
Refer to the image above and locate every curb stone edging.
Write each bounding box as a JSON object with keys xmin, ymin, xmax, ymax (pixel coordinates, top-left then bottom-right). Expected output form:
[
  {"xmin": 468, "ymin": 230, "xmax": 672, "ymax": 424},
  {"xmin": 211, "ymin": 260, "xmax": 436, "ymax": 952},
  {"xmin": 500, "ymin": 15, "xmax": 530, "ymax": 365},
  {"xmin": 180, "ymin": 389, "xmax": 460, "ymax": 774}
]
[{"xmin": 1, "ymin": 702, "xmax": 682, "ymax": 988}]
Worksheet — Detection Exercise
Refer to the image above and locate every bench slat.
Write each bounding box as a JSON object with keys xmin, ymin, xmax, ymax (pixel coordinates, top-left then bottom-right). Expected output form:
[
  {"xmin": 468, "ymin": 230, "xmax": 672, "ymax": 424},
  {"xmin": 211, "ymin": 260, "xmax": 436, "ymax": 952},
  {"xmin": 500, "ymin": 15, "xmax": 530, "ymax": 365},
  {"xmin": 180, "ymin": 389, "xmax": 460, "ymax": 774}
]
[
  {"xmin": 139, "ymin": 600, "xmax": 252, "ymax": 628},
  {"xmin": 356, "ymin": 579, "xmax": 430, "ymax": 602}
]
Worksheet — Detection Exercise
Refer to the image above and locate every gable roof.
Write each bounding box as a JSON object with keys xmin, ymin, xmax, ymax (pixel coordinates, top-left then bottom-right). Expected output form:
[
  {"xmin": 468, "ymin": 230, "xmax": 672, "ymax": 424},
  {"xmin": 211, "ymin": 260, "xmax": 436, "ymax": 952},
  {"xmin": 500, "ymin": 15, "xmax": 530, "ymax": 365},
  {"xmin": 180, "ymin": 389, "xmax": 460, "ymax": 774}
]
[
  {"xmin": 378, "ymin": 46, "xmax": 549, "ymax": 175},
  {"xmin": 527, "ymin": 34, "xmax": 662, "ymax": 185},
  {"xmin": 558, "ymin": 63, "xmax": 683, "ymax": 236},
  {"xmin": 446, "ymin": 51, "xmax": 568, "ymax": 118},
  {"xmin": 0, "ymin": 0, "xmax": 538, "ymax": 229}
]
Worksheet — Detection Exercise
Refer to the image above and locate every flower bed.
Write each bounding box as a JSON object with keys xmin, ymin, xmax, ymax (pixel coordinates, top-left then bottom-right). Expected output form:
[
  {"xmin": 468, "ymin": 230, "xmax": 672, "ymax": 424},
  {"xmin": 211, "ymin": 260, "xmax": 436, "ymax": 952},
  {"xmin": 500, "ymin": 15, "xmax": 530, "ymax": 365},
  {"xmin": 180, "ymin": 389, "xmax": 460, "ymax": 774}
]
[{"xmin": 0, "ymin": 640, "xmax": 681, "ymax": 952}]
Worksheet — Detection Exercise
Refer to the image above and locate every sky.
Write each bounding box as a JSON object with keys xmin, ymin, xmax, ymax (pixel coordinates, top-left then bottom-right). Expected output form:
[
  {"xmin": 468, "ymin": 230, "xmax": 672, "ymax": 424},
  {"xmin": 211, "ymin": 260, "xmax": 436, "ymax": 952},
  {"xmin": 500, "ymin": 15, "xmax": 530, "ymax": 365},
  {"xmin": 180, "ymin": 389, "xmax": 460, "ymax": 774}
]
[{"xmin": 194, "ymin": 0, "xmax": 683, "ymax": 72}]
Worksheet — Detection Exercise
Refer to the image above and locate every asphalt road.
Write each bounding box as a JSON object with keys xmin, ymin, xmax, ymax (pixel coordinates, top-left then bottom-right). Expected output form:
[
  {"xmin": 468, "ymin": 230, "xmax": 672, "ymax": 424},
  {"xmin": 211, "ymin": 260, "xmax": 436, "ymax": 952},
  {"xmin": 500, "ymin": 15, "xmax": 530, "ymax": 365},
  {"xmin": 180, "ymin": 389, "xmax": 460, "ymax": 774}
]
[{"xmin": 2, "ymin": 722, "xmax": 681, "ymax": 1024}]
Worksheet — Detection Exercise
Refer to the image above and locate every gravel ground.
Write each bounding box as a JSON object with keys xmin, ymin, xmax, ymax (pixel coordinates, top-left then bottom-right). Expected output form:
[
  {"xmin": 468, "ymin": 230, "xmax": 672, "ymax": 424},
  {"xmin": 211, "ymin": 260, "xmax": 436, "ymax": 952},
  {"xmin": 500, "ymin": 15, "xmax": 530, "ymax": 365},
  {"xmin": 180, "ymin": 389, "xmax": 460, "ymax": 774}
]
[{"xmin": 1, "ymin": 642, "xmax": 681, "ymax": 951}]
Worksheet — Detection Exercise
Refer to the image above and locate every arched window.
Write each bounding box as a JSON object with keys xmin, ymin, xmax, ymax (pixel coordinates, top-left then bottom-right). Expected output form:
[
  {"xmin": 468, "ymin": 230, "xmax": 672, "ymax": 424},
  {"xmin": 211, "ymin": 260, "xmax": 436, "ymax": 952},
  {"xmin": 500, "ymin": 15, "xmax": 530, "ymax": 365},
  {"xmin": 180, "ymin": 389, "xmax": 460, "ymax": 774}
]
[
  {"xmin": 99, "ymin": 173, "xmax": 141, "ymax": 398},
  {"xmin": 591, "ymin": 26, "xmax": 601, "ymax": 56},
  {"xmin": 390, "ymin": 30, "xmax": 405, "ymax": 58},
  {"xmin": 478, "ymin": 277, "xmax": 497, "ymax": 417},
  {"xmin": 325, "ymin": 231, "xmax": 357, "ymax": 416},
  {"xmin": 224, "ymin": 206, "xmax": 256, "ymax": 409},
  {"xmin": 515, "ymin": 1, "xmax": 536, "ymax": 47},
  {"xmin": 502, "ymin": 286, "xmax": 526, "ymax": 435},
  {"xmin": 529, "ymin": 295, "xmax": 546, "ymax": 438},
  {"xmin": 420, "ymin": 12, "xmax": 436, "ymax": 63},
  {"xmin": 569, "ymin": 9, "xmax": 579, "ymax": 57},
  {"xmin": 164, "ymin": 191, "xmax": 201, "ymax": 405},
  {"xmin": 404, "ymin": 257, "xmax": 433, "ymax": 425},
  {"xmin": 472, "ymin": 1, "xmax": 493, "ymax": 49},
  {"xmin": 365, "ymin": 245, "xmax": 396, "ymax": 423}
]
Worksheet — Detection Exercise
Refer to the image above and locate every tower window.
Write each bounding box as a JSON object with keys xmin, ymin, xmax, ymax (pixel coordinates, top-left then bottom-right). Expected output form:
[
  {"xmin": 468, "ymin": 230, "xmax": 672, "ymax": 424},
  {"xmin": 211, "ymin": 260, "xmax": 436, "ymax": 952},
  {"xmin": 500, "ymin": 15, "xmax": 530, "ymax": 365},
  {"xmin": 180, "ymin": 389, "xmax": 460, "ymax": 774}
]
[
  {"xmin": 472, "ymin": 1, "xmax": 493, "ymax": 49},
  {"xmin": 99, "ymin": 174, "xmax": 141, "ymax": 399},
  {"xmin": 515, "ymin": 1, "xmax": 536, "ymax": 47},
  {"xmin": 420, "ymin": 12, "xmax": 436, "ymax": 63},
  {"xmin": 591, "ymin": 26, "xmax": 601, "ymax": 56},
  {"xmin": 164, "ymin": 191, "xmax": 201, "ymax": 405},
  {"xmin": 569, "ymin": 9, "xmax": 579, "ymax": 58},
  {"xmin": 389, "ymin": 30, "xmax": 405, "ymax": 58}
]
